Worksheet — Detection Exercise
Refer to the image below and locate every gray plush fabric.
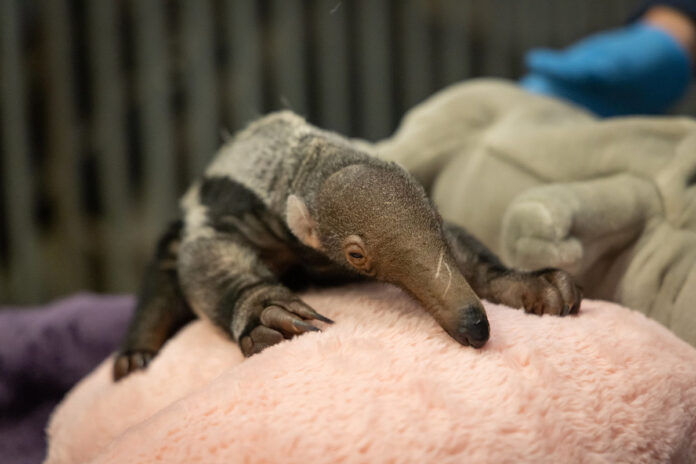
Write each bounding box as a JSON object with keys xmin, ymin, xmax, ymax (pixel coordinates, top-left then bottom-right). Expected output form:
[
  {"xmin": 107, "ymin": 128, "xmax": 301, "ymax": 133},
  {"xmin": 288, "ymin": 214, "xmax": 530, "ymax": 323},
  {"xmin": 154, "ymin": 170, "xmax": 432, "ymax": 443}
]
[{"xmin": 374, "ymin": 78, "xmax": 696, "ymax": 346}]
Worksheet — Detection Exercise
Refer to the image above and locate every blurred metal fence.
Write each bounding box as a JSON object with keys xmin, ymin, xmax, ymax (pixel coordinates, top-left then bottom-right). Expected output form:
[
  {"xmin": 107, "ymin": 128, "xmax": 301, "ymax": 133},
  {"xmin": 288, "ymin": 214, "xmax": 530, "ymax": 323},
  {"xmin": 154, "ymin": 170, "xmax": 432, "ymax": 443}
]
[{"xmin": 1, "ymin": 0, "xmax": 694, "ymax": 303}]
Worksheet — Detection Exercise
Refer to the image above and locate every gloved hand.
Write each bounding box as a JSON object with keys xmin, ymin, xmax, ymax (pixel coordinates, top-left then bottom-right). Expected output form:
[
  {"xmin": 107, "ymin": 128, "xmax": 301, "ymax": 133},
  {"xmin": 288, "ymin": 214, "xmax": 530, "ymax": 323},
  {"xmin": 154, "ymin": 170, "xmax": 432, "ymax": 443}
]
[{"xmin": 520, "ymin": 22, "xmax": 692, "ymax": 117}]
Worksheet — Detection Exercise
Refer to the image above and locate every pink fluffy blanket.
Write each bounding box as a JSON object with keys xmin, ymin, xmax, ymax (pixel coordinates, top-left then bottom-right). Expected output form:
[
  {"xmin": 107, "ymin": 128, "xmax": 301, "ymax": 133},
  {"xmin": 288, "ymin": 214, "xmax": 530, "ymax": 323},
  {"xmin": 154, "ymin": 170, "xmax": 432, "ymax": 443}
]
[{"xmin": 46, "ymin": 284, "xmax": 696, "ymax": 463}]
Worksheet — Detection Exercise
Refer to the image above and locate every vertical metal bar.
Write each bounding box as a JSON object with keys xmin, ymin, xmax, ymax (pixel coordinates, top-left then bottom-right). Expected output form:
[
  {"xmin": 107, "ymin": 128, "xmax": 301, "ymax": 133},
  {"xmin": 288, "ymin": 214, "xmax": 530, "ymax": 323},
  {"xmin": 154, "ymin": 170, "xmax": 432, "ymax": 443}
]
[
  {"xmin": 269, "ymin": 0, "xmax": 308, "ymax": 116},
  {"xmin": 222, "ymin": 0, "xmax": 263, "ymax": 130},
  {"xmin": 439, "ymin": 0, "xmax": 472, "ymax": 86},
  {"xmin": 401, "ymin": 0, "xmax": 432, "ymax": 110},
  {"xmin": 85, "ymin": 0, "xmax": 136, "ymax": 292},
  {"xmin": 528, "ymin": 0, "xmax": 554, "ymax": 48},
  {"xmin": 0, "ymin": 270, "xmax": 7, "ymax": 302},
  {"xmin": 594, "ymin": 0, "xmax": 622, "ymax": 33},
  {"xmin": 675, "ymin": 87, "xmax": 696, "ymax": 117},
  {"xmin": 313, "ymin": 0, "xmax": 351, "ymax": 134},
  {"xmin": 542, "ymin": 0, "xmax": 562, "ymax": 47},
  {"xmin": 508, "ymin": 0, "xmax": 525, "ymax": 77},
  {"xmin": 180, "ymin": 0, "xmax": 219, "ymax": 180},
  {"xmin": 617, "ymin": 0, "xmax": 637, "ymax": 22},
  {"xmin": 557, "ymin": 0, "xmax": 590, "ymax": 46},
  {"xmin": 355, "ymin": 0, "xmax": 392, "ymax": 140},
  {"xmin": 512, "ymin": 0, "xmax": 542, "ymax": 77},
  {"xmin": 0, "ymin": 0, "xmax": 42, "ymax": 302},
  {"xmin": 480, "ymin": 0, "xmax": 513, "ymax": 77},
  {"xmin": 131, "ymin": 0, "xmax": 177, "ymax": 240},
  {"xmin": 40, "ymin": 0, "xmax": 88, "ymax": 296}
]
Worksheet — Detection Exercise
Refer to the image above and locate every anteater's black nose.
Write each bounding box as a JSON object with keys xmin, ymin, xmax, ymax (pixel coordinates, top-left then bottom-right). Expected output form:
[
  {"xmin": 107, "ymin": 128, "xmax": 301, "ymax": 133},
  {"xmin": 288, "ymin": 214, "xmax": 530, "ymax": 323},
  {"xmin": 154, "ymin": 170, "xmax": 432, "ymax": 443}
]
[{"xmin": 459, "ymin": 305, "xmax": 489, "ymax": 348}]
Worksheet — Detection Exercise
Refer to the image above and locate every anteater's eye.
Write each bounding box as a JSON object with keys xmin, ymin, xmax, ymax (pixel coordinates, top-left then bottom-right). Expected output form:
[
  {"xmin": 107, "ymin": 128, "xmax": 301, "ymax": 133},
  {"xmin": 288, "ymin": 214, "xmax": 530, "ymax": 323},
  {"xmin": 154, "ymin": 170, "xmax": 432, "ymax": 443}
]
[{"xmin": 344, "ymin": 236, "xmax": 369, "ymax": 271}]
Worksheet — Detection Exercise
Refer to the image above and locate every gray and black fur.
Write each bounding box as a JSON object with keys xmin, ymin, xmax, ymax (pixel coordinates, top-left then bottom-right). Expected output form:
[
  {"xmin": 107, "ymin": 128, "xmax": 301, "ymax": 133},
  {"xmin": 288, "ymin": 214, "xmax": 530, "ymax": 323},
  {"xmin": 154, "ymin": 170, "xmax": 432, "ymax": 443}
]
[{"xmin": 114, "ymin": 112, "xmax": 581, "ymax": 380}]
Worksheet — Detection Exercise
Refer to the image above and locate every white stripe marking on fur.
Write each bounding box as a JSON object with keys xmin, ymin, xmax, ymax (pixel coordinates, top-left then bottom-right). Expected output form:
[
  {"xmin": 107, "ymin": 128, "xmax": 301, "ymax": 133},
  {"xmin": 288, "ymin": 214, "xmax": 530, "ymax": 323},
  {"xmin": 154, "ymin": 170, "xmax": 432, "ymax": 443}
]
[
  {"xmin": 443, "ymin": 261, "xmax": 452, "ymax": 298},
  {"xmin": 435, "ymin": 250, "xmax": 444, "ymax": 279}
]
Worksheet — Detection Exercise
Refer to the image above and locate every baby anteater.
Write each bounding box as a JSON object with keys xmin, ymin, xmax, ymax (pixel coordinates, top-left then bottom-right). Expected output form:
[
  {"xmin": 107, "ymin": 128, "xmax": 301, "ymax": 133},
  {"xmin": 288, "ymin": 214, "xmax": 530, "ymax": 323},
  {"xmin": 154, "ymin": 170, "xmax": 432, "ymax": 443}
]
[{"xmin": 113, "ymin": 112, "xmax": 581, "ymax": 380}]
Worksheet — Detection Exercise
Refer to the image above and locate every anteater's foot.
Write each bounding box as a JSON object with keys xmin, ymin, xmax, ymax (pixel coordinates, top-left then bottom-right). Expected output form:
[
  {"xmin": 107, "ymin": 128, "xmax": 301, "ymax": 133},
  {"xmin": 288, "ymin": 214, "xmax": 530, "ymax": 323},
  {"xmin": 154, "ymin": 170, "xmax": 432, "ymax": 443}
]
[
  {"xmin": 489, "ymin": 268, "xmax": 582, "ymax": 317},
  {"xmin": 113, "ymin": 349, "xmax": 157, "ymax": 381},
  {"xmin": 519, "ymin": 268, "xmax": 582, "ymax": 316},
  {"xmin": 237, "ymin": 287, "xmax": 333, "ymax": 357}
]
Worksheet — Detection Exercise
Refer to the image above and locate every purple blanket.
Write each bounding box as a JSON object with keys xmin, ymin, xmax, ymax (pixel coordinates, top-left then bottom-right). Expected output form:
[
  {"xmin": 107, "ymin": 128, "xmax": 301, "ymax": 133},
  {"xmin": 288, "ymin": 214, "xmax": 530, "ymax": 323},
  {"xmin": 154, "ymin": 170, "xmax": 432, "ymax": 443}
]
[{"xmin": 0, "ymin": 294, "xmax": 134, "ymax": 464}]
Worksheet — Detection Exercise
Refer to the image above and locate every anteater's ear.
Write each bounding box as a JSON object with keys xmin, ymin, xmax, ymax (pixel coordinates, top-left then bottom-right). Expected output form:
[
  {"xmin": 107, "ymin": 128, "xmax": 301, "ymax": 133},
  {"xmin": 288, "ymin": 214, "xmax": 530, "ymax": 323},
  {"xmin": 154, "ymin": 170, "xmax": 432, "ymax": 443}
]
[{"xmin": 286, "ymin": 195, "xmax": 321, "ymax": 249}]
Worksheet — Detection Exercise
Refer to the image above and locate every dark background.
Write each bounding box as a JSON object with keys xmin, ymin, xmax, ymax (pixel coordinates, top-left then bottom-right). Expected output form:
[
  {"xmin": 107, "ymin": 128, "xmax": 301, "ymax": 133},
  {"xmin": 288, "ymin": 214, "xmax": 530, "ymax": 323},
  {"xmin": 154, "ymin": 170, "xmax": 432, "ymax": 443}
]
[{"xmin": 2, "ymin": 0, "xmax": 695, "ymax": 304}]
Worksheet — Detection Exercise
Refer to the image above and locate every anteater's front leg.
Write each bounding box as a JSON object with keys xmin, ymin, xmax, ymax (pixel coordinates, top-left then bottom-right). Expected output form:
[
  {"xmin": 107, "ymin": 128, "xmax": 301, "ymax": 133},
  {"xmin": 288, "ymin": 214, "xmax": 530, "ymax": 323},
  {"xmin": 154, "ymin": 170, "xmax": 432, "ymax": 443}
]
[
  {"xmin": 178, "ymin": 233, "xmax": 332, "ymax": 356},
  {"xmin": 114, "ymin": 220, "xmax": 195, "ymax": 381},
  {"xmin": 444, "ymin": 222, "xmax": 582, "ymax": 316}
]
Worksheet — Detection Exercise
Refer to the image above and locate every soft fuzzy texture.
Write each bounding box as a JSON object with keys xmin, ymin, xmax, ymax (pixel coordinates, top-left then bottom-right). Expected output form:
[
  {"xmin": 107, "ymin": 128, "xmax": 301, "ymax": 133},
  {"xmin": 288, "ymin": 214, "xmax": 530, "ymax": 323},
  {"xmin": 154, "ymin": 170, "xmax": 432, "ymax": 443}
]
[{"xmin": 46, "ymin": 284, "xmax": 696, "ymax": 464}]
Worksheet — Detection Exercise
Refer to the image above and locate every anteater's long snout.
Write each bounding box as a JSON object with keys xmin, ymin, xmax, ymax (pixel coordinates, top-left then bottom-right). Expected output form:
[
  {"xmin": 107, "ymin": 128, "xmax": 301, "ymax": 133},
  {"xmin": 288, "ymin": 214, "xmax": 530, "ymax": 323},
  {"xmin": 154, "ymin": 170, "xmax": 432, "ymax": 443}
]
[{"xmin": 396, "ymin": 249, "xmax": 490, "ymax": 349}]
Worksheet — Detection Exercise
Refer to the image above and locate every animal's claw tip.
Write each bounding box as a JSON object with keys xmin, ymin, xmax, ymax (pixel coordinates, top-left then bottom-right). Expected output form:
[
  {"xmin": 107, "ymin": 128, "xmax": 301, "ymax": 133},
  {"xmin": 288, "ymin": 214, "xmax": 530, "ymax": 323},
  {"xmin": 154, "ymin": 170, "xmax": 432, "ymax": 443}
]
[
  {"xmin": 312, "ymin": 311, "xmax": 334, "ymax": 324},
  {"xmin": 293, "ymin": 320, "xmax": 321, "ymax": 332}
]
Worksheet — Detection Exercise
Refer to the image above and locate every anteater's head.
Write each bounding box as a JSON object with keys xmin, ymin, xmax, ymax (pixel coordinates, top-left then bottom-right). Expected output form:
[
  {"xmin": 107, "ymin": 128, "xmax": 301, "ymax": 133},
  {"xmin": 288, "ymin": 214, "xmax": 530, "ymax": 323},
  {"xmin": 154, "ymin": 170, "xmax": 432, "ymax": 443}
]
[{"xmin": 286, "ymin": 162, "xmax": 489, "ymax": 348}]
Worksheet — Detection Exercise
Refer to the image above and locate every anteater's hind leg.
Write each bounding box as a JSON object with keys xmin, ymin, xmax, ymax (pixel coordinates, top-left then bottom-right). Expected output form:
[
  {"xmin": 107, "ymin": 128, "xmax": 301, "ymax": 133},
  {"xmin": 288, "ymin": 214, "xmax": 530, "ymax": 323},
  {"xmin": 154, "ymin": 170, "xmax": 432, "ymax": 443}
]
[{"xmin": 113, "ymin": 220, "xmax": 195, "ymax": 381}]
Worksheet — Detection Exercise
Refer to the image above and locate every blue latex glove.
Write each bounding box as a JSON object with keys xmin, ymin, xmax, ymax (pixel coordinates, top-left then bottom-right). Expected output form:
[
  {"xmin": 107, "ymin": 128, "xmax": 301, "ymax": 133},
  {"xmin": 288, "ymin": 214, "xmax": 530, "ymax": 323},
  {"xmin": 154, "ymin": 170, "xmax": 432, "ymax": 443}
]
[{"xmin": 520, "ymin": 22, "xmax": 693, "ymax": 116}]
